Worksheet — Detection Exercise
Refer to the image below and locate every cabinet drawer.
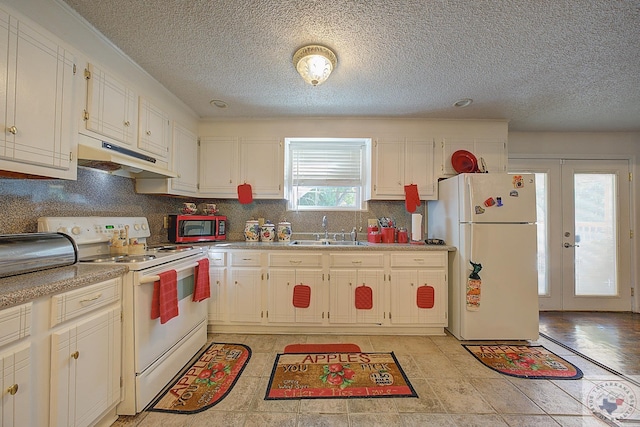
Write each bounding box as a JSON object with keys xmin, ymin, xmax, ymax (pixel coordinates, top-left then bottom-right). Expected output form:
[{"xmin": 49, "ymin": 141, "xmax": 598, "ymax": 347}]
[
  {"xmin": 390, "ymin": 252, "xmax": 446, "ymax": 268},
  {"xmin": 329, "ymin": 253, "xmax": 384, "ymax": 268},
  {"xmin": 51, "ymin": 278, "xmax": 122, "ymax": 327},
  {"xmin": 269, "ymin": 253, "xmax": 323, "ymax": 267},
  {"xmin": 230, "ymin": 252, "xmax": 262, "ymax": 267},
  {"xmin": 0, "ymin": 303, "xmax": 32, "ymax": 348},
  {"xmin": 208, "ymin": 251, "xmax": 227, "ymax": 267}
]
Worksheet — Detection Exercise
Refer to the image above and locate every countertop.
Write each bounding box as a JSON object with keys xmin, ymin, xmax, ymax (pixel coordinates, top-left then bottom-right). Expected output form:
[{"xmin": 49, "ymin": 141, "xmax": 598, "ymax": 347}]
[
  {"xmin": 204, "ymin": 241, "xmax": 456, "ymax": 251},
  {"xmin": 0, "ymin": 264, "xmax": 127, "ymax": 310}
]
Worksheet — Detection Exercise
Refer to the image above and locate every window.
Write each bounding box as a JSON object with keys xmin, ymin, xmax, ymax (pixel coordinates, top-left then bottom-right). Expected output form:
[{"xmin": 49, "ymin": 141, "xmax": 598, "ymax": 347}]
[{"xmin": 284, "ymin": 137, "xmax": 371, "ymax": 211}]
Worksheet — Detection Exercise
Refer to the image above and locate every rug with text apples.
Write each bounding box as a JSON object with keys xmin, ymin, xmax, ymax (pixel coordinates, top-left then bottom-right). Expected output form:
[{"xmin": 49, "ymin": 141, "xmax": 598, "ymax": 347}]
[
  {"xmin": 463, "ymin": 344, "xmax": 583, "ymax": 379},
  {"xmin": 265, "ymin": 350, "xmax": 417, "ymax": 400}
]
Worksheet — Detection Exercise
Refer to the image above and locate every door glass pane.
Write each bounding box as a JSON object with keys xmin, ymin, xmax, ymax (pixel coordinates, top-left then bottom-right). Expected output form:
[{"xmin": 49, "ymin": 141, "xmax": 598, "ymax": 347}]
[
  {"xmin": 574, "ymin": 173, "xmax": 617, "ymax": 296},
  {"xmin": 534, "ymin": 173, "xmax": 548, "ymax": 295}
]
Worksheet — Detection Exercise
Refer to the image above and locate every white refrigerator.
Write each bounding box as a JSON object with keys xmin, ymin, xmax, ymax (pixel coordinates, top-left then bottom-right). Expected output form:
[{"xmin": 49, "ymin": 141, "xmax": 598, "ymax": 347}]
[{"xmin": 428, "ymin": 173, "xmax": 539, "ymax": 340}]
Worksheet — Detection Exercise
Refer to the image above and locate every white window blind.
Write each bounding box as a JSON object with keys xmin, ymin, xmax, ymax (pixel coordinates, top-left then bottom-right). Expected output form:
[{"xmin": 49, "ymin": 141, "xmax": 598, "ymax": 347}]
[{"xmin": 285, "ymin": 138, "xmax": 370, "ymax": 211}]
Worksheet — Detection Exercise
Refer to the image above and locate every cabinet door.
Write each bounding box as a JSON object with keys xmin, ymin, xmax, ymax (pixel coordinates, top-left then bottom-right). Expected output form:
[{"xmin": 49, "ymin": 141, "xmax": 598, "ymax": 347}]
[
  {"xmin": 389, "ymin": 270, "xmax": 419, "ymax": 324},
  {"xmin": 329, "ymin": 269, "xmax": 357, "ymax": 324},
  {"xmin": 240, "ymin": 138, "xmax": 283, "ymax": 198},
  {"xmin": 268, "ymin": 269, "xmax": 297, "ymax": 323},
  {"xmin": 228, "ymin": 268, "xmax": 263, "ymax": 323},
  {"xmin": 50, "ymin": 306, "xmax": 121, "ymax": 427},
  {"xmin": 170, "ymin": 122, "xmax": 199, "ymax": 195},
  {"xmin": 355, "ymin": 269, "xmax": 385, "ymax": 324},
  {"xmin": 138, "ymin": 96, "xmax": 170, "ymax": 160},
  {"xmin": 1, "ymin": 14, "xmax": 77, "ymax": 178},
  {"xmin": 416, "ymin": 270, "xmax": 447, "ymax": 324},
  {"xmin": 372, "ymin": 139, "xmax": 404, "ymax": 197},
  {"xmin": 293, "ymin": 269, "xmax": 324, "ymax": 323},
  {"xmin": 199, "ymin": 136, "xmax": 238, "ymax": 197},
  {"xmin": 0, "ymin": 343, "xmax": 30, "ymax": 427},
  {"xmin": 84, "ymin": 63, "xmax": 137, "ymax": 146},
  {"xmin": 441, "ymin": 138, "xmax": 507, "ymax": 176},
  {"xmin": 208, "ymin": 267, "xmax": 226, "ymax": 322},
  {"xmin": 405, "ymin": 139, "xmax": 436, "ymax": 199}
]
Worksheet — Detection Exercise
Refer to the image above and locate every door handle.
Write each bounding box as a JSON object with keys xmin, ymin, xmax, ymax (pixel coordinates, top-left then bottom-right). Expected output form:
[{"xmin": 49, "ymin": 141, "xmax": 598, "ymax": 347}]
[{"xmin": 564, "ymin": 243, "xmax": 580, "ymax": 248}]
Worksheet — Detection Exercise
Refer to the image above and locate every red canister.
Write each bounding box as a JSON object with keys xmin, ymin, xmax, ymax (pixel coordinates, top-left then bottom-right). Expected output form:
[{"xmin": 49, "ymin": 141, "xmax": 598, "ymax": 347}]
[
  {"xmin": 397, "ymin": 228, "xmax": 408, "ymax": 243},
  {"xmin": 381, "ymin": 227, "xmax": 396, "ymax": 243}
]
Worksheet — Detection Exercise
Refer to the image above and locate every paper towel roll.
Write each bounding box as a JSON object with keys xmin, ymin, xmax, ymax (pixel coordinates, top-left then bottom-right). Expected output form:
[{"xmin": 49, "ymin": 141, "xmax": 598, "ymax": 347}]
[{"xmin": 411, "ymin": 213, "xmax": 423, "ymax": 241}]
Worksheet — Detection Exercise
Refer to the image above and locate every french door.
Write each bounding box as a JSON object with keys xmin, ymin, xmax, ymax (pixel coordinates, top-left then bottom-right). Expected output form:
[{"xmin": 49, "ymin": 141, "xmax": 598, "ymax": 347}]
[{"xmin": 510, "ymin": 159, "xmax": 632, "ymax": 311}]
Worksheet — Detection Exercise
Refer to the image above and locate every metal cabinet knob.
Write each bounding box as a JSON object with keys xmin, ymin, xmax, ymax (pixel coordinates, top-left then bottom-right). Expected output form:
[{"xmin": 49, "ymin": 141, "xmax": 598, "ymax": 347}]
[
  {"xmin": 563, "ymin": 243, "xmax": 580, "ymax": 248},
  {"xmin": 71, "ymin": 351, "xmax": 79, "ymax": 360},
  {"xmin": 8, "ymin": 126, "xmax": 17, "ymax": 135},
  {"xmin": 6, "ymin": 384, "xmax": 18, "ymax": 395},
  {"xmin": 146, "ymin": 130, "xmax": 152, "ymax": 136},
  {"xmin": 124, "ymin": 120, "xmax": 130, "ymax": 127}
]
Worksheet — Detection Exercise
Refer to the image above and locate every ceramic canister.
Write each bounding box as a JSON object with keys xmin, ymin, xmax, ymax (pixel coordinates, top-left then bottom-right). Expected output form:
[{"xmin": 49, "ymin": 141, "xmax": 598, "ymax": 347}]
[
  {"xmin": 277, "ymin": 221, "xmax": 292, "ymax": 241},
  {"xmin": 260, "ymin": 223, "xmax": 275, "ymax": 242},
  {"xmin": 244, "ymin": 220, "xmax": 260, "ymax": 241}
]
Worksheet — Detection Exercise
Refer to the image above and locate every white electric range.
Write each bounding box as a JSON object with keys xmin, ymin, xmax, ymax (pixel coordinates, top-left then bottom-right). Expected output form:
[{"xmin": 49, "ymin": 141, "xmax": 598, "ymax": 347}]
[{"xmin": 38, "ymin": 216, "xmax": 209, "ymax": 415}]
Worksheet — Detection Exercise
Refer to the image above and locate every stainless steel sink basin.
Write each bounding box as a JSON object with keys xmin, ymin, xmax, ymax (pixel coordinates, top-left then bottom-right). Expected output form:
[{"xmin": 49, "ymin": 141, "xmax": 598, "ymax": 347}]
[{"xmin": 289, "ymin": 240, "xmax": 368, "ymax": 247}]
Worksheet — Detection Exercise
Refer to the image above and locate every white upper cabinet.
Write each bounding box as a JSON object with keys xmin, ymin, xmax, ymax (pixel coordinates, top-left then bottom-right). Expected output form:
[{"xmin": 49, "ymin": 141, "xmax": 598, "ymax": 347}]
[
  {"xmin": 84, "ymin": 63, "xmax": 137, "ymax": 147},
  {"xmin": 239, "ymin": 137, "xmax": 283, "ymax": 199},
  {"xmin": 440, "ymin": 138, "xmax": 507, "ymax": 176},
  {"xmin": 199, "ymin": 136, "xmax": 283, "ymax": 199},
  {"xmin": 137, "ymin": 96, "xmax": 170, "ymax": 161},
  {"xmin": 199, "ymin": 136, "xmax": 238, "ymax": 197},
  {"xmin": 0, "ymin": 9, "xmax": 78, "ymax": 179},
  {"xmin": 135, "ymin": 121, "xmax": 199, "ymax": 196},
  {"xmin": 370, "ymin": 138, "xmax": 436, "ymax": 200}
]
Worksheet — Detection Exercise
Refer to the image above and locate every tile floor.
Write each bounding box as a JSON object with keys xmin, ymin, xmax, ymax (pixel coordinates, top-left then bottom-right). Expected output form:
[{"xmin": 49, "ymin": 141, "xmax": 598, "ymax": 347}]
[{"xmin": 113, "ymin": 332, "xmax": 640, "ymax": 427}]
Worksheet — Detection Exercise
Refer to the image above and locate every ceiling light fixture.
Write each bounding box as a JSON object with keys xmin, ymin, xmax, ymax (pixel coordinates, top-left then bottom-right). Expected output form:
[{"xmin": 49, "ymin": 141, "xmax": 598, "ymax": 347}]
[
  {"xmin": 293, "ymin": 45, "xmax": 337, "ymax": 86},
  {"xmin": 453, "ymin": 98, "xmax": 473, "ymax": 108},
  {"xmin": 210, "ymin": 99, "xmax": 228, "ymax": 109}
]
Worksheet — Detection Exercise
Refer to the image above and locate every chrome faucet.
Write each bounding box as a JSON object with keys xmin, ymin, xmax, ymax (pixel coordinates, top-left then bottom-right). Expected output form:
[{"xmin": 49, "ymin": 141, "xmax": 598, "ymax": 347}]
[
  {"xmin": 350, "ymin": 227, "xmax": 357, "ymax": 242},
  {"xmin": 322, "ymin": 215, "xmax": 328, "ymax": 240}
]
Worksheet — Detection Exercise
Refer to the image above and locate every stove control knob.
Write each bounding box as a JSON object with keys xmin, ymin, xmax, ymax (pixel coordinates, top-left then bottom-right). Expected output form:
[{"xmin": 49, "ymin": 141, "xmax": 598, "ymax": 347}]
[
  {"xmin": 141, "ymin": 223, "xmax": 148, "ymax": 230},
  {"xmin": 133, "ymin": 224, "xmax": 140, "ymax": 231},
  {"xmin": 57, "ymin": 227, "xmax": 69, "ymax": 234},
  {"xmin": 71, "ymin": 226, "xmax": 82, "ymax": 235}
]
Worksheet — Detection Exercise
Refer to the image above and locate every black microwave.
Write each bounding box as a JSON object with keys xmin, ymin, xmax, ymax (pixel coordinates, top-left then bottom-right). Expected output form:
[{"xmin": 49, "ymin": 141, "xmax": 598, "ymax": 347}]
[{"xmin": 168, "ymin": 214, "xmax": 227, "ymax": 243}]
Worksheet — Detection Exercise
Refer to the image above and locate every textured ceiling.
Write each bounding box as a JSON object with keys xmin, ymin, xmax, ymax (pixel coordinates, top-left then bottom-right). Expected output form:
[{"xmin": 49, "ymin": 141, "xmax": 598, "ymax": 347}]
[{"xmin": 61, "ymin": 0, "xmax": 640, "ymax": 132}]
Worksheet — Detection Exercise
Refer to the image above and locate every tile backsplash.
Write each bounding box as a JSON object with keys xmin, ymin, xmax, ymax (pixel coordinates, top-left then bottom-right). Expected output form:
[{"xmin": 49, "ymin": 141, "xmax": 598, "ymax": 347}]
[{"xmin": 0, "ymin": 168, "xmax": 424, "ymax": 244}]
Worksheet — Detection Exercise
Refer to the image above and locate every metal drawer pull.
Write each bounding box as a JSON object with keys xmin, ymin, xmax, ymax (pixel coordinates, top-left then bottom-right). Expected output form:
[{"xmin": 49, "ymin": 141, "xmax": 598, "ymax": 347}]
[
  {"xmin": 6, "ymin": 384, "xmax": 18, "ymax": 395},
  {"xmin": 414, "ymin": 259, "xmax": 425, "ymax": 262},
  {"xmin": 138, "ymin": 262, "xmax": 199, "ymax": 284},
  {"xmin": 71, "ymin": 351, "xmax": 79, "ymax": 360},
  {"xmin": 79, "ymin": 293, "xmax": 102, "ymax": 303},
  {"xmin": 351, "ymin": 260, "xmax": 362, "ymax": 264},
  {"xmin": 289, "ymin": 260, "xmax": 302, "ymax": 264}
]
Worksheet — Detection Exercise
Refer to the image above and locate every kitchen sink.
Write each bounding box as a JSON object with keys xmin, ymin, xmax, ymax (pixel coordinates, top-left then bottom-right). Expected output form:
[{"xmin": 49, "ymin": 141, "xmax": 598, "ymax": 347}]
[{"xmin": 289, "ymin": 240, "xmax": 368, "ymax": 246}]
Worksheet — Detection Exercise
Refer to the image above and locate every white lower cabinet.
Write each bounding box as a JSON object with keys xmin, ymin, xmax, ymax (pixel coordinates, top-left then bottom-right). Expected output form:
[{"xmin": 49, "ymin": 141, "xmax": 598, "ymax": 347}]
[
  {"xmin": 389, "ymin": 253, "xmax": 447, "ymax": 326},
  {"xmin": 268, "ymin": 253, "xmax": 325, "ymax": 324},
  {"xmin": 50, "ymin": 306, "xmax": 121, "ymax": 427},
  {"xmin": 210, "ymin": 249, "xmax": 448, "ymax": 334},
  {"xmin": 0, "ymin": 344, "xmax": 30, "ymax": 427},
  {"xmin": 207, "ymin": 251, "xmax": 227, "ymax": 323},
  {"xmin": 329, "ymin": 269, "xmax": 385, "ymax": 324},
  {"xmin": 49, "ymin": 277, "xmax": 122, "ymax": 427},
  {"xmin": 227, "ymin": 252, "xmax": 264, "ymax": 324}
]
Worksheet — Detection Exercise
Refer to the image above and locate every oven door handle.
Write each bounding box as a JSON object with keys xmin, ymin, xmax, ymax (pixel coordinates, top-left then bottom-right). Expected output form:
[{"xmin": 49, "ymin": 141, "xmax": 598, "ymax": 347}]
[{"xmin": 138, "ymin": 262, "xmax": 200, "ymax": 285}]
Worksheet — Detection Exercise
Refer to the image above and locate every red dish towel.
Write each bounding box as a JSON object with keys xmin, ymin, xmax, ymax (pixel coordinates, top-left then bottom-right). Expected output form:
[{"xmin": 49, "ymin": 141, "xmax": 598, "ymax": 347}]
[
  {"xmin": 404, "ymin": 184, "xmax": 421, "ymax": 213},
  {"xmin": 151, "ymin": 270, "xmax": 179, "ymax": 324},
  {"xmin": 193, "ymin": 258, "xmax": 211, "ymax": 302}
]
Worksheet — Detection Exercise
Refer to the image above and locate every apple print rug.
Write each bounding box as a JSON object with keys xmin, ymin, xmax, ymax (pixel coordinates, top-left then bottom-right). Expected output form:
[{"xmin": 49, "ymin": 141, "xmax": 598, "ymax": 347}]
[
  {"xmin": 463, "ymin": 344, "xmax": 583, "ymax": 379},
  {"xmin": 148, "ymin": 342, "xmax": 251, "ymax": 414},
  {"xmin": 264, "ymin": 351, "xmax": 417, "ymax": 400}
]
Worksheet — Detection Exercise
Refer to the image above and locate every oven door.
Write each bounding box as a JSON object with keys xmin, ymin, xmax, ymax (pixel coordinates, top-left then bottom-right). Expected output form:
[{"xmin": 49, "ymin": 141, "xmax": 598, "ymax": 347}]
[{"xmin": 133, "ymin": 254, "xmax": 208, "ymax": 373}]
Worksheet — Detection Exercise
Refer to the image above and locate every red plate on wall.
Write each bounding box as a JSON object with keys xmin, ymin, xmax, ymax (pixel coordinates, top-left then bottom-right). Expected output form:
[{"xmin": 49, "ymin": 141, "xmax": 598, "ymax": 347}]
[{"xmin": 451, "ymin": 150, "xmax": 479, "ymax": 173}]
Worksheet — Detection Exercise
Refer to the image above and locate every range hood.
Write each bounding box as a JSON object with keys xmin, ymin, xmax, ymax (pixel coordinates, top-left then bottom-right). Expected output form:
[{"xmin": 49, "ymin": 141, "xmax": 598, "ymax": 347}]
[{"xmin": 77, "ymin": 134, "xmax": 177, "ymax": 179}]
